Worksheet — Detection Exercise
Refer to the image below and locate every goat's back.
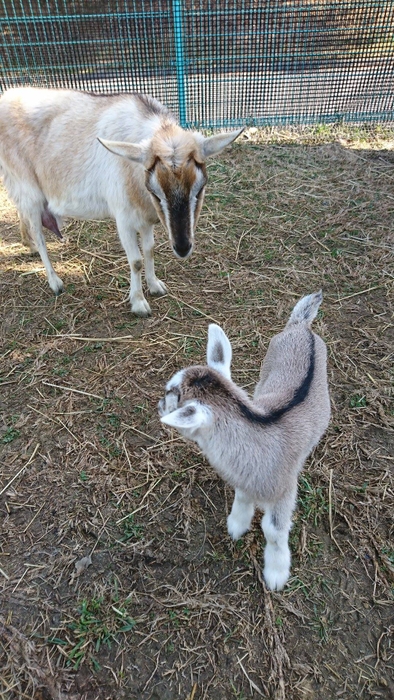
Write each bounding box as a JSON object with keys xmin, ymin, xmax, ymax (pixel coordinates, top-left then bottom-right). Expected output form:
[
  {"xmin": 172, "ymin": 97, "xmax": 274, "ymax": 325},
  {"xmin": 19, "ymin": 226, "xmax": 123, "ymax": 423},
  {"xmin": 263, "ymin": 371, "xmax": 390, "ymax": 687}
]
[
  {"xmin": 0, "ymin": 88, "xmax": 162, "ymax": 165},
  {"xmin": 0, "ymin": 88, "xmax": 168, "ymax": 219}
]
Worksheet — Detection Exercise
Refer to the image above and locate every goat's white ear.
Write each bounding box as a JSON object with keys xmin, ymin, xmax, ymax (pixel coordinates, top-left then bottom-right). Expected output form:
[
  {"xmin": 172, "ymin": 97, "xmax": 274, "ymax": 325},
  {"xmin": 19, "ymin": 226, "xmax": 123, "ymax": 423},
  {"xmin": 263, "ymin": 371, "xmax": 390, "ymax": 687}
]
[
  {"xmin": 161, "ymin": 401, "xmax": 212, "ymax": 431},
  {"xmin": 207, "ymin": 324, "xmax": 232, "ymax": 380},
  {"xmin": 97, "ymin": 137, "xmax": 146, "ymax": 163},
  {"xmin": 201, "ymin": 128, "xmax": 244, "ymax": 158}
]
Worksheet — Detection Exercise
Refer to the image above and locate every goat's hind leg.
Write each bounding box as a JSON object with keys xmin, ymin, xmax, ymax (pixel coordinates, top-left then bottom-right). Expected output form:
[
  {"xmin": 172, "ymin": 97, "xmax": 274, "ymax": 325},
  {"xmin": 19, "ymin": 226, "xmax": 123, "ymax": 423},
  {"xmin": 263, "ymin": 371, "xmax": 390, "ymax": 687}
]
[
  {"xmin": 227, "ymin": 488, "xmax": 255, "ymax": 541},
  {"xmin": 261, "ymin": 494, "xmax": 295, "ymax": 591},
  {"xmin": 20, "ymin": 216, "xmax": 38, "ymax": 253},
  {"xmin": 23, "ymin": 207, "xmax": 63, "ymax": 295}
]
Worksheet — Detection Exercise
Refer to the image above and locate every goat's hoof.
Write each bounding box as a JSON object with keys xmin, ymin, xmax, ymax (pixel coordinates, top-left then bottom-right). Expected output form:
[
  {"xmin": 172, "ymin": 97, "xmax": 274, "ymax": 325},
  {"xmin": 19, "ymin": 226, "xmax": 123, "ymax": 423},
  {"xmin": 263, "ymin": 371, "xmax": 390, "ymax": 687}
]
[
  {"xmin": 131, "ymin": 297, "xmax": 151, "ymax": 317},
  {"xmin": 149, "ymin": 279, "xmax": 167, "ymax": 297},
  {"xmin": 49, "ymin": 275, "xmax": 64, "ymax": 296}
]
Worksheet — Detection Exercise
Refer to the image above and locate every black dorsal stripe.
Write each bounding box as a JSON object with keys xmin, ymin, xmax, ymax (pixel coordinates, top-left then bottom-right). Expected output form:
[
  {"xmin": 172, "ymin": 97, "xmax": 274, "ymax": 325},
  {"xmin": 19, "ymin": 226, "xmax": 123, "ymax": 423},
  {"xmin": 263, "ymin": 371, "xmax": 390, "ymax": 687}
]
[{"xmin": 238, "ymin": 331, "xmax": 316, "ymax": 426}]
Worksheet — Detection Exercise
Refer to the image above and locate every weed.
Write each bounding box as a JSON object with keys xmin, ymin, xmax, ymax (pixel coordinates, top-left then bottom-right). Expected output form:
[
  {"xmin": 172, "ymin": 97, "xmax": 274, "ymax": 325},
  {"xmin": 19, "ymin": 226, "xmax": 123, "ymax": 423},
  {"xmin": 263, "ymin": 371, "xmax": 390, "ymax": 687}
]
[
  {"xmin": 107, "ymin": 413, "xmax": 121, "ymax": 428},
  {"xmin": 120, "ymin": 514, "xmax": 144, "ymax": 542},
  {"xmin": 46, "ymin": 318, "xmax": 66, "ymax": 334},
  {"xmin": 381, "ymin": 547, "xmax": 394, "ymax": 566},
  {"xmin": 132, "ymin": 402, "xmax": 151, "ymax": 428},
  {"xmin": 53, "ymin": 366, "xmax": 69, "ymax": 377},
  {"xmin": 230, "ymin": 682, "xmax": 248, "ymax": 700},
  {"xmin": 298, "ymin": 475, "xmax": 328, "ymax": 527},
  {"xmin": 85, "ymin": 343, "xmax": 104, "ymax": 353},
  {"xmin": 50, "ymin": 596, "xmax": 136, "ymax": 670},
  {"xmin": 349, "ymin": 394, "xmax": 367, "ymax": 408},
  {"xmin": 116, "ymin": 275, "xmax": 129, "ymax": 288},
  {"xmin": 207, "ymin": 549, "xmax": 228, "ymax": 562},
  {"xmin": 115, "ymin": 321, "xmax": 139, "ymax": 330},
  {"xmin": 171, "ymin": 469, "xmax": 188, "ymax": 482},
  {"xmin": 311, "ymin": 604, "xmax": 333, "ymax": 643},
  {"xmin": 99, "ymin": 434, "xmax": 121, "ymax": 457},
  {"xmin": 285, "ymin": 576, "xmax": 310, "ymax": 597},
  {"xmin": 1, "ymin": 427, "xmax": 20, "ymax": 444},
  {"xmin": 168, "ymin": 610, "xmax": 179, "ymax": 628},
  {"xmin": 183, "ymin": 336, "xmax": 203, "ymax": 357}
]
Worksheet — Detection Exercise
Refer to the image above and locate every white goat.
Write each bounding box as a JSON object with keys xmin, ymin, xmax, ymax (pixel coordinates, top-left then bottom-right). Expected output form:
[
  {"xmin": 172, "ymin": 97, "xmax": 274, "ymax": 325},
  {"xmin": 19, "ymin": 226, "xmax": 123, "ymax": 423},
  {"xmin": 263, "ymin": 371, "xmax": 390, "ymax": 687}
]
[
  {"xmin": 0, "ymin": 87, "xmax": 242, "ymax": 316},
  {"xmin": 159, "ymin": 291, "xmax": 330, "ymax": 590}
]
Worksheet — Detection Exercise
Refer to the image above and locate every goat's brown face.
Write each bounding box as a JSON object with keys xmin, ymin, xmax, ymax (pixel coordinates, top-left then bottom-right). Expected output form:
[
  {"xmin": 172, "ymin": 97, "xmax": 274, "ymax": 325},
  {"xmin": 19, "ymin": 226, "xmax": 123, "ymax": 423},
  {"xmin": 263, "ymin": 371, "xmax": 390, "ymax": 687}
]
[{"xmin": 145, "ymin": 157, "xmax": 207, "ymax": 259}]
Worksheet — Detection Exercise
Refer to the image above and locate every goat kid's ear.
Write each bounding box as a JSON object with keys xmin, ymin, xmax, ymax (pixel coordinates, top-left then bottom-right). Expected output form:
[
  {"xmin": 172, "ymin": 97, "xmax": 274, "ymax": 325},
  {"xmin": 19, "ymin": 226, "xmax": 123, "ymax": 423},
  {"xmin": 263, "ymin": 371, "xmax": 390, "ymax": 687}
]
[
  {"xmin": 201, "ymin": 128, "xmax": 244, "ymax": 158},
  {"xmin": 207, "ymin": 324, "xmax": 232, "ymax": 380},
  {"xmin": 160, "ymin": 401, "xmax": 212, "ymax": 431},
  {"xmin": 97, "ymin": 137, "xmax": 147, "ymax": 163}
]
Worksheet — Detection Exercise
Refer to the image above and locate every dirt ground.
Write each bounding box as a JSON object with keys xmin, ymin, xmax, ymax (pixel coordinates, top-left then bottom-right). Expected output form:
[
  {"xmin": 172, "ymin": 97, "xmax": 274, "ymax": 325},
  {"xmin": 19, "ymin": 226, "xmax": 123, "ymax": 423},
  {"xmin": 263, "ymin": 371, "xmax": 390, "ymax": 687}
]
[{"xmin": 0, "ymin": 125, "xmax": 393, "ymax": 700}]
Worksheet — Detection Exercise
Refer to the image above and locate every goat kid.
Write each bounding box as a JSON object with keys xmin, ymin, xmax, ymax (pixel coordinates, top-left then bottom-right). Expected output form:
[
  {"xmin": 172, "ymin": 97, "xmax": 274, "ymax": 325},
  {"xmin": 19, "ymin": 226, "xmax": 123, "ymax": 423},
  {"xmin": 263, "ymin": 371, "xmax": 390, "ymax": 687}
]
[
  {"xmin": 158, "ymin": 291, "xmax": 330, "ymax": 590},
  {"xmin": 0, "ymin": 87, "xmax": 242, "ymax": 316}
]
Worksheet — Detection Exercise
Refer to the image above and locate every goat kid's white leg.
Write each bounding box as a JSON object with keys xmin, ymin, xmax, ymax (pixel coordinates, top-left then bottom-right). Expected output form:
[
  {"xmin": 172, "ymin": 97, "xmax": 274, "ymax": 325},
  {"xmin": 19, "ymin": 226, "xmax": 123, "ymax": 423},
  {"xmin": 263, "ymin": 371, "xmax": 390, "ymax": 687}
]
[
  {"xmin": 227, "ymin": 489, "xmax": 255, "ymax": 540},
  {"xmin": 140, "ymin": 224, "xmax": 167, "ymax": 297},
  {"xmin": 116, "ymin": 216, "xmax": 151, "ymax": 317},
  {"xmin": 27, "ymin": 212, "xmax": 63, "ymax": 295},
  {"xmin": 261, "ymin": 509, "xmax": 292, "ymax": 592}
]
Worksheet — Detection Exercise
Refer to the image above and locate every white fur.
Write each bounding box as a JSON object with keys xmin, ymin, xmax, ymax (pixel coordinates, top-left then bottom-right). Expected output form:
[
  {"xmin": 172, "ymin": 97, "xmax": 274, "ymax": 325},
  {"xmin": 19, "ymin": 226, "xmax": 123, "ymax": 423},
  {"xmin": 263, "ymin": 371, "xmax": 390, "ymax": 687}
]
[{"xmin": 159, "ymin": 292, "xmax": 331, "ymax": 591}]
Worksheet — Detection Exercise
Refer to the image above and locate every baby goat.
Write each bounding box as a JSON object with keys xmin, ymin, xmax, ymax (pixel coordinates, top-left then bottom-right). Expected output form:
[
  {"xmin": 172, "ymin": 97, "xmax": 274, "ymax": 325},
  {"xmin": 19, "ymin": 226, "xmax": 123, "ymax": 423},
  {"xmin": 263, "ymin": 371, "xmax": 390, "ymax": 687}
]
[
  {"xmin": 158, "ymin": 291, "xmax": 330, "ymax": 590},
  {"xmin": 0, "ymin": 87, "xmax": 242, "ymax": 316}
]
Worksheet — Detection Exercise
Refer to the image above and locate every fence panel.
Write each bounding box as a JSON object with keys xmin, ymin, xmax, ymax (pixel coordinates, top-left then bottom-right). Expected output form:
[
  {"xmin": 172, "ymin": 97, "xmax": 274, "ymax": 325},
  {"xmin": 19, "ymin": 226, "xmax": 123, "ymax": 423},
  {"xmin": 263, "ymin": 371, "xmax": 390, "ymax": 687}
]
[{"xmin": 1, "ymin": 1, "xmax": 393, "ymax": 127}]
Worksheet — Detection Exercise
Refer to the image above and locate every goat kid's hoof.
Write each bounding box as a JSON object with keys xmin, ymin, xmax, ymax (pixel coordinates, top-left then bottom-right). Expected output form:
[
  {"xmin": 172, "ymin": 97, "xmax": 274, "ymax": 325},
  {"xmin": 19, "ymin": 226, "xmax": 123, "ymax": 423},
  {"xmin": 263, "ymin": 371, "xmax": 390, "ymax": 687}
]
[
  {"xmin": 263, "ymin": 565, "xmax": 290, "ymax": 592},
  {"xmin": 149, "ymin": 279, "xmax": 168, "ymax": 297},
  {"xmin": 131, "ymin": 297, "xmax": 152, "ymax": 318},
  {"xmin": 227, "ymin": 515, "xmax": 249, "ymax": 541}
]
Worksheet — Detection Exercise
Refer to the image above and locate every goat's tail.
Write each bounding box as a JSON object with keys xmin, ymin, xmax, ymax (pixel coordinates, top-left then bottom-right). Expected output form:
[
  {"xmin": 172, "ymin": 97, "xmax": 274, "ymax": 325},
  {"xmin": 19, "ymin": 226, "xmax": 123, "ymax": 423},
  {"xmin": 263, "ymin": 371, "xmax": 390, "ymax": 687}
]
[{"xmin": 286, "ymin": 290, "xmax": 323, "ymax": 327}]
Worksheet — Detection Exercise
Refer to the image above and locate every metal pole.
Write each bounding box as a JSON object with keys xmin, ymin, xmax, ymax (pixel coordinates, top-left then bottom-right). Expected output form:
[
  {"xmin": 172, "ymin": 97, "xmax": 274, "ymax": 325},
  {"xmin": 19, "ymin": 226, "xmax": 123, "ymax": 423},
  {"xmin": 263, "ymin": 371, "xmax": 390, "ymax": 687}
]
[{"xmin": 172, "ymin": 0, "xmax": 187, "ymax": 127}]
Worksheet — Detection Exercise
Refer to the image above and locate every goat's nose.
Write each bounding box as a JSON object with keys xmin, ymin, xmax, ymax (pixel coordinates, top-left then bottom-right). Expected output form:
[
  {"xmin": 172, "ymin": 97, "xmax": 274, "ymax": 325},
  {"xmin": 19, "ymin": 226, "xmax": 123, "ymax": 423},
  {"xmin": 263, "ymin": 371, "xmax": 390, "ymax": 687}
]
[{"xmin": 173, "ymin": 242, "xmax": 193, "ymax": 259}]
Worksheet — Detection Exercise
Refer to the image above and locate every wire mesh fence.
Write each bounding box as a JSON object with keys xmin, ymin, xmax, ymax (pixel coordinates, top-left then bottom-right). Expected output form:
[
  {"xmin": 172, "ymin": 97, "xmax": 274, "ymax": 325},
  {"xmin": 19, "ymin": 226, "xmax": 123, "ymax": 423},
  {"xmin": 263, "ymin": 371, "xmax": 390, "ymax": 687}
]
[{"xmin": 1, "ymin": 1, "xmax": 394, "ymax": 128}]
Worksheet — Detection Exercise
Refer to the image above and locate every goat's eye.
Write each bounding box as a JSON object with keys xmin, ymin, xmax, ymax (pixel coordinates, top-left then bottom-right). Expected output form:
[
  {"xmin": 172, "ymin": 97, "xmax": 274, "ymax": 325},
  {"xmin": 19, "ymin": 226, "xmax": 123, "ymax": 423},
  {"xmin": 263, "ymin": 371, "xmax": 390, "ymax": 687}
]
[{"xmin": 149, "ymin": 190, "xmax": 163, "ymax": 207}]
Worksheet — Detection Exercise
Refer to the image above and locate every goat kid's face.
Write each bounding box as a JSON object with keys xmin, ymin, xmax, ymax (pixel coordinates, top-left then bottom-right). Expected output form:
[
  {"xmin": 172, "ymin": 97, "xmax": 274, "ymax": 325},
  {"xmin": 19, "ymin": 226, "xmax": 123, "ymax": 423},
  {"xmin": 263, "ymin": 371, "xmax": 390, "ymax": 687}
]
[
  {"xmin": 158, "ymin": 323, "xmax": 233, "ymax": 438},
  {"xmin": 99, "ymin": 128, "xmax": 243, "ymax": 259}
]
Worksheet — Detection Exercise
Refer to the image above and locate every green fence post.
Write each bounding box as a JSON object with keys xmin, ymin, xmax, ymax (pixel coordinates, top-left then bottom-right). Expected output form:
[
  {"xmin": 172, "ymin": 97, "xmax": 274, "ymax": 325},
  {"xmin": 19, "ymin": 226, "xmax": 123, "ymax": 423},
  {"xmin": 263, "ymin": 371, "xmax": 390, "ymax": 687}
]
[{"xmin": 172, "ymin": 0, "xmax": 187, "ymax": 127}]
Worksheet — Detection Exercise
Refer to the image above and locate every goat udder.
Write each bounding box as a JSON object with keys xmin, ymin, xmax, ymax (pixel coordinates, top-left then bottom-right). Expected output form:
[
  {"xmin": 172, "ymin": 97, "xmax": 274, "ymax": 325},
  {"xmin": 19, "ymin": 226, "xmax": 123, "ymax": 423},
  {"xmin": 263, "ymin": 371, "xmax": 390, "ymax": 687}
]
[{"xmin": 41, "ymin": 207, "xmax": 63, "ymax": 239}]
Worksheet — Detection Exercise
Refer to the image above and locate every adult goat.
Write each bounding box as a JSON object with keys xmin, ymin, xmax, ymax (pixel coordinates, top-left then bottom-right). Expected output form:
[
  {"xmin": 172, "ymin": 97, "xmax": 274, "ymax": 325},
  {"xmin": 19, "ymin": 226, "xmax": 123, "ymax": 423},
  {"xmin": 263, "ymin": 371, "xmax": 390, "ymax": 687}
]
[{"xmin": 0, "ymin": 87, "xmax": 242, "ymax": 315}]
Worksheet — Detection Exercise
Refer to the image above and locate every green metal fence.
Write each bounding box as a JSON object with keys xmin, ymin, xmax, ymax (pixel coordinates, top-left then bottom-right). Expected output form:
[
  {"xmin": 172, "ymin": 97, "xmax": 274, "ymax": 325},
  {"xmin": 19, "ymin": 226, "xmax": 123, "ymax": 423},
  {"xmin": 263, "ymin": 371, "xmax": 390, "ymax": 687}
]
[{"xmin": 1, "ymin": 1, "xmax": 393, "ymax": 128}]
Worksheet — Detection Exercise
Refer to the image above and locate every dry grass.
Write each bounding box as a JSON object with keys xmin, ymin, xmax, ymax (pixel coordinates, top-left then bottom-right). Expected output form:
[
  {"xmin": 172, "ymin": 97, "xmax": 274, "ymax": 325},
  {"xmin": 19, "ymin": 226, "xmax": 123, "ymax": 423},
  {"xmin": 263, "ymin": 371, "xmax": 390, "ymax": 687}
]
[{"xmin": 0, "ymin": 123, "xmax": 393, "ymax": 700}]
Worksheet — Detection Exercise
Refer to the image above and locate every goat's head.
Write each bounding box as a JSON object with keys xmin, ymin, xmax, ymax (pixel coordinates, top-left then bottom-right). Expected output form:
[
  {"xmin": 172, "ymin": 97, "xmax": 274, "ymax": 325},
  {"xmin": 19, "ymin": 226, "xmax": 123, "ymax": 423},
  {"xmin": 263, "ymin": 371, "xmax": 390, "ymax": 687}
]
[
  {"xmin": 158, "ymin": 324, "xmax": 233, "ymax": 437},
  {"xmin": 98, "ymin": 126, "xmax": 243, "ymax": 259}
]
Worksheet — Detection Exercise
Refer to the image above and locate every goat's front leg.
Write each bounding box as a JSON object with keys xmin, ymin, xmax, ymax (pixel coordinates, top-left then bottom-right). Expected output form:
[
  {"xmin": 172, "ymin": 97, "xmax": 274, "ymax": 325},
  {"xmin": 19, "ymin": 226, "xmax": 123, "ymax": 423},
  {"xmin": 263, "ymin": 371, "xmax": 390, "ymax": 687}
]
[
  {"xmin": 261, "ymin": 494, "xmax": 295, "ymax": 591},
  {"xmin": 227, "ymin": 488, "xmax": 255, "ymax": 540},
  {"xmin": 116, "ymin": 215, "xmax": 151, "ymax": 317},
  {"xmin": 140, "ymin": 224, "xmax": 167, "ymax": 297}
]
